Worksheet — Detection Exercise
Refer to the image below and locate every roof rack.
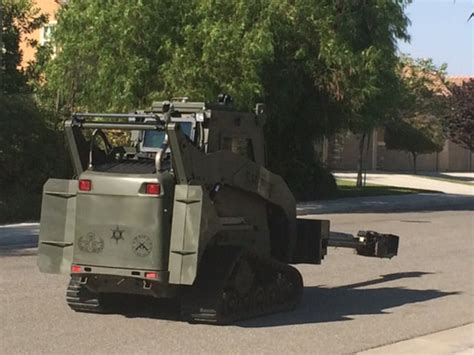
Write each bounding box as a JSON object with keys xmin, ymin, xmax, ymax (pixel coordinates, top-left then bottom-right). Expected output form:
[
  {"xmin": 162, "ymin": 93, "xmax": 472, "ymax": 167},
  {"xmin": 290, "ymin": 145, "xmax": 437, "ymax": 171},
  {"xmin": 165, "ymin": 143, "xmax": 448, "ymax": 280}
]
[
  {"xmin": 150, "ymin": 101, "xmax": 207, "ymax": 114},
  {"xmin": 72, "ymin": 112, "xmax": 159, "ymax": 120},
  {"xmin": 70, "ymin": 112, "xmax": 164, "ymax": 130}
]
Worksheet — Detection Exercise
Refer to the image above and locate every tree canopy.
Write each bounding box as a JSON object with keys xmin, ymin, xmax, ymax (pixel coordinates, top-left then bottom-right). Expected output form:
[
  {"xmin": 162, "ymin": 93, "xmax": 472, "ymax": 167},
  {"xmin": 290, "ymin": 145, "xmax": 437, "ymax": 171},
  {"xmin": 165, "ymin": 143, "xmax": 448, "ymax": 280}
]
[
  {"xmin": 42, "ymin": 1, "xmax": 411, "ymax": 115},
  {"xmin": 445, "ymin": 79, "xmax": 474, "ymax": 152},
  {"xmin": 35, "ymin": 0, "xmax": 412, "ymax": 197},
  {"xmin": 384, "ymin": 57, "xmax": 447, "ymax": 173},
  {"xmin": 0, "ymin": 0, "xmax": 67, "ymax": 222},
  {"xmin": 1, "ymin": 0, "xmax": 47, "ymax": 94}
]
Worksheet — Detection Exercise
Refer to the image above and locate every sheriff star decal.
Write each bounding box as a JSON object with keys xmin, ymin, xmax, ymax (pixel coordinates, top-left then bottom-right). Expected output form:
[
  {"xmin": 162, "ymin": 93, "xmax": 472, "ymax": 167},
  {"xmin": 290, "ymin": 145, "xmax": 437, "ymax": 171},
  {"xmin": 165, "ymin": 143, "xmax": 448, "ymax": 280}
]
[{"xmin": 111, "ymin": 225, "xmax": 124, "ymax": 244}]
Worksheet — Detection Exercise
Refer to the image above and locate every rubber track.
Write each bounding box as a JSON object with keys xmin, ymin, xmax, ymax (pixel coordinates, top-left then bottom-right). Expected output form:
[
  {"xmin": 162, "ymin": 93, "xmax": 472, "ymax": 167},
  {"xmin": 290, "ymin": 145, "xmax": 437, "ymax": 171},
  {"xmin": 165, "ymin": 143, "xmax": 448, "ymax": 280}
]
[
  {"xmin": 181, "ymin": 247, "xmax": 303, "ymax": 324},
  {"xmin": 66, "ymin": 277, "xmax": 105, "ymax": 313}
]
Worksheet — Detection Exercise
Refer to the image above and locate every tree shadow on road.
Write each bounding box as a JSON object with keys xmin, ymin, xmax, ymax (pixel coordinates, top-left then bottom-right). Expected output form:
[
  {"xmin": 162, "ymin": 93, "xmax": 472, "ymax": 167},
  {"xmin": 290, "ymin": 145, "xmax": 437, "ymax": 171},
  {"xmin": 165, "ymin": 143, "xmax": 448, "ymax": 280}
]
[
  {"xmin": 298, "ymin": 197, "xmax": 474, "ymax": 215},
  {"xmin": 0, "ymin": 247, "xmax": 37, "ymax": 257},
  {"xmin": 422, "ymin": 173, "xmax": 473, "ymax": 183},
  {"xmin": 239, "ymin": 271, "xmax": 458, "ymax": 328},
  {"xmin": 0, "ymin": 225, "xmax": 38, "ymax": 257},
  {"xmin": 0, "ymin": 238, "xmax": 38, "ymax": 257}
]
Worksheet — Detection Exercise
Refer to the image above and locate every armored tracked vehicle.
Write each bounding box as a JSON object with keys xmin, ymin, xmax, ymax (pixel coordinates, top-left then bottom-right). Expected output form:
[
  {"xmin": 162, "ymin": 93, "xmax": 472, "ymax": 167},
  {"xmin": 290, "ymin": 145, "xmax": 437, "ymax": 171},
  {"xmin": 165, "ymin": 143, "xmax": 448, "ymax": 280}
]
[{"xmin": 37, "ymin": 97, "xmax": 399, "ymax": 324}]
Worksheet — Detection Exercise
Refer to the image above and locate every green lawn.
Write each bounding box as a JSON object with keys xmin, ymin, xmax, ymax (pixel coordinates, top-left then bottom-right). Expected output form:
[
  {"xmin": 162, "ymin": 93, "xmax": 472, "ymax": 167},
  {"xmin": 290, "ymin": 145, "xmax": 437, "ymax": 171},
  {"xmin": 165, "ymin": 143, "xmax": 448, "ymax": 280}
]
[{"xmin": 335, "ymin": 179, "xmax": 439, "ymax": 199}]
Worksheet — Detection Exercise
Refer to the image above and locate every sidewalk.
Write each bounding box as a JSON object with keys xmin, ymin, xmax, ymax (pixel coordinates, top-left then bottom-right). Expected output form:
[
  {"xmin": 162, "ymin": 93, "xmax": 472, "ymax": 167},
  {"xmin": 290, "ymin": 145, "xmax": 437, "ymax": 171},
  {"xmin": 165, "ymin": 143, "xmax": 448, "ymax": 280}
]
[
  {"xmin": 359, "ymin": 323, "xmax": 474, "ymax": 354},
  {"xmin": 334, "ymin": 172, "xmax": 473, "ymax": 195},
  {"xmin": 298, "ymin": 193, "xmax": 474, "ymax": 215}
]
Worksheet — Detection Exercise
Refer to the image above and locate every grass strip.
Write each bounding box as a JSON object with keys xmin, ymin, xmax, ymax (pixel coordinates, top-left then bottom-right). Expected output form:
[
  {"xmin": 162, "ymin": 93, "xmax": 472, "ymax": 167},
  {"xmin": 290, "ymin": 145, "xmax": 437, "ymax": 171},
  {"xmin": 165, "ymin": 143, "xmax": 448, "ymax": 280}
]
[{"xmin": 335, "ymin": 179, "xmax": 439, "ymax": 199}]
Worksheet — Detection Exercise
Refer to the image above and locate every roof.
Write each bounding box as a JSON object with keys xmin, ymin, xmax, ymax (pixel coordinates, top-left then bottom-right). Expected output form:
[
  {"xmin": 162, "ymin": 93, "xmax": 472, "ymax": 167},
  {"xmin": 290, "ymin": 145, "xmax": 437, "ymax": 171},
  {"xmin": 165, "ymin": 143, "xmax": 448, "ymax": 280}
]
[{"xmin": 447, "ymin": 76, "xmax": 474, "ymax": 86}]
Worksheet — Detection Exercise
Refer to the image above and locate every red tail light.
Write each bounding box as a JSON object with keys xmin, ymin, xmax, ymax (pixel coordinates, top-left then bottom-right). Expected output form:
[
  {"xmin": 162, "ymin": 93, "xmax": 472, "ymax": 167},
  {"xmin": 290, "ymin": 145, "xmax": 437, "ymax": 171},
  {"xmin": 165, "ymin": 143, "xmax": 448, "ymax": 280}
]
[
  {"xmin": 145, "ymin": 272, "xmax": 158, "ymax": 279},
  {"xmin": 71, "ymin": 265, "xmax": 82, "ymax": 273},
  {"xmin": 78, "ymin": 179, "xmax": 91, "ymax": 191},
  {"xmin": 145, "ymin": 183, "xmax": 160, "ymax": 195}
]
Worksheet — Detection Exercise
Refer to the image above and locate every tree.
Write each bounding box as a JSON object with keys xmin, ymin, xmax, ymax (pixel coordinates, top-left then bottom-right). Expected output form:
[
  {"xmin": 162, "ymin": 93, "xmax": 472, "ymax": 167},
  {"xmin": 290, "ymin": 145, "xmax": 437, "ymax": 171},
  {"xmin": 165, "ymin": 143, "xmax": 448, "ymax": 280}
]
[
  {"xmin": 385, "ymin": 116, "xmax": 444, "ymax": 173},
  {"xmin": 1, "ymin": 0, "xmax": 47, "ymax": 94},
  {"xmin": 159, "ymin": 0, "xmax": 412, "ymax": 196},
  {"xmin": 37, "ymin": 0, "xmax": 192, "ymax": 112},
  {"xmin": 384, "ymin": 57, "xmax": 447, "ymax": 174},
  {"xmin": 333, "ymin": 0, "xmax": 412, "ymax": 186},
  {"xmin": 445, "ymin": 79, "xmax": 474, "ymax": 152},
  {"xmin": 0, "ymin": 0, "xmax": 67, "ymax": 222},
  {"xmin": 37, "ymin": 0, "xmax": 412, "ymax": 199}
]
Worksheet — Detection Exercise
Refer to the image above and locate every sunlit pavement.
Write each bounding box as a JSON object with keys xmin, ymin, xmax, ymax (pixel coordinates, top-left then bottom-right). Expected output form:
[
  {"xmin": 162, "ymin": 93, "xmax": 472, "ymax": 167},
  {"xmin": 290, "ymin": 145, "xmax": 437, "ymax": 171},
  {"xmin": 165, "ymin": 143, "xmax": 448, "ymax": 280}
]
[{"xmin": 1, "ymin": 210, "xmax": 473, "ymax": 354}]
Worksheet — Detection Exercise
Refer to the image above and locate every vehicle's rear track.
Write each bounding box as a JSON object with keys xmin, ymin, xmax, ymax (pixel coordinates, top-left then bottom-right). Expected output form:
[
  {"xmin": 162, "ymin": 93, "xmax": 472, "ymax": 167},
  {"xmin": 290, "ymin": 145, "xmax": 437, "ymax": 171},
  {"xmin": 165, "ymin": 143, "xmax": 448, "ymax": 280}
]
[
  {"xmin": 181, "ymin": 246, "xmax": 303, "ymax": 324},
  {"xmin": 66, "ymin": 277, "xmax": 105, "ymax": 313}
]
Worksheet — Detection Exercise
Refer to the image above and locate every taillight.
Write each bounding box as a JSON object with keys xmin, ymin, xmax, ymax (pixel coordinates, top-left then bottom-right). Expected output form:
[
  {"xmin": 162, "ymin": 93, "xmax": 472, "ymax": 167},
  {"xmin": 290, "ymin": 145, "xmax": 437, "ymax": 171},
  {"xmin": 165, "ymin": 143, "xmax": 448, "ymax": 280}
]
[
  {"xmin": 145, "ymin": 272, "xmax": 158, "ymax": 279},
  {"xmin": 78, "ymin": 179, "xmax": 91, "ymax": 191},
  {"xmin": 71, "ymin": 265, "xmax": 82, "ymax": 273},
  {"xmin": 145, "ymin": 183, "xmax": 160, "ymax": 195}
]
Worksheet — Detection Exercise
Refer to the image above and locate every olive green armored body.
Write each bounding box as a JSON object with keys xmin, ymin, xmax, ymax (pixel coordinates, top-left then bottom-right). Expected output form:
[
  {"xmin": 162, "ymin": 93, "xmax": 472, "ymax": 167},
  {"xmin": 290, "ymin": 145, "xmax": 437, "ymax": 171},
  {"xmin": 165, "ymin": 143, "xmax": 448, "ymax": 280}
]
[{"xmin": 38, "ymin": 97, "xmax": 399, "ymax": 324}]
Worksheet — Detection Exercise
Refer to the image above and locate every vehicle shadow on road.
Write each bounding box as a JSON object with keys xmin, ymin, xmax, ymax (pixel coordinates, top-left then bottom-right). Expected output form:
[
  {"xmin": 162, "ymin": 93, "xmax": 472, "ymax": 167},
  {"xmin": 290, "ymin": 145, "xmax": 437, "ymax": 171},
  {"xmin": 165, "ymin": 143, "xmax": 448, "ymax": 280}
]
[
  {"xmin": 239, "ymin": 271, "xmax": 459, "ymax": 328},
  {"xmin": 104, "ymin": 296, "xmax": 182, "ymax": 321},
  {"xmin": 106, "ymin": 271, "xmax": 458, "ymax": 326}
]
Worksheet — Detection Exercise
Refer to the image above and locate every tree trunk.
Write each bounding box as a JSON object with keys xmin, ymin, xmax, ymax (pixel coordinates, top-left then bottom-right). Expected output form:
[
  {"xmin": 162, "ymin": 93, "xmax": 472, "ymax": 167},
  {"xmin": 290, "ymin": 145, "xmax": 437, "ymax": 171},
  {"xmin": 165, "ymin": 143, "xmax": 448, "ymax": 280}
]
[
  {"xmin": 356, "ymin": 133, "xmax": 367, "ymax": 187},
  {"xmin": 0, "ymin": 5, "xmax": 3, "ymax": 93},
  {"xmin": 470, "ymin": 150, "xmax": 472, "ymax": 172},
  {"xmin": 411, "ymin": 152, "xmax": 417, "ymax": 174}
]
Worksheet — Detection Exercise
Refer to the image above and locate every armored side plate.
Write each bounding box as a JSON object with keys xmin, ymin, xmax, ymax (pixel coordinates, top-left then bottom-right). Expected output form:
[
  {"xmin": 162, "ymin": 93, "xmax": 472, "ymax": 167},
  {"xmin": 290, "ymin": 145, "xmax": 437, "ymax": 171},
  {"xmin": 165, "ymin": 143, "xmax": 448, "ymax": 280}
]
[{"xmin": 37, "ymin": 179, "xmax": 77, "ymax": 274}]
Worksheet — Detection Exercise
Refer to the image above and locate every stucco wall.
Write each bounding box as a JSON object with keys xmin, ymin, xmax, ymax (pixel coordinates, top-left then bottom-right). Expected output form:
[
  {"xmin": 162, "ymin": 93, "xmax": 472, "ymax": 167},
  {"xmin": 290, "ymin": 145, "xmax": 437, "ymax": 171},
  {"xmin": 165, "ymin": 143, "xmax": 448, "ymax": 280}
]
[
  {"xmin": 19, "ymin": 0, "xmax": 60, "ymax": 67},
  {"xmin": 329, "ymin": 130, "xmax": 472, "ymax": 172}
]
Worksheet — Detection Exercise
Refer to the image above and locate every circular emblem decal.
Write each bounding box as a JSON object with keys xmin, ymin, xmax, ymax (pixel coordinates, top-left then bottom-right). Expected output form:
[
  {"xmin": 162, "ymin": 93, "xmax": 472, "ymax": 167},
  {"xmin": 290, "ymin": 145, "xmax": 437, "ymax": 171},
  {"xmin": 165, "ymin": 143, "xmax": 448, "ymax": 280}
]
[
  {"xmin": 78, "ymin": 232, "xmax": 104, "ymax": 253},
  {"xmin": 132, "ymin": 235, "xmax": 152, "ymax": 257}
]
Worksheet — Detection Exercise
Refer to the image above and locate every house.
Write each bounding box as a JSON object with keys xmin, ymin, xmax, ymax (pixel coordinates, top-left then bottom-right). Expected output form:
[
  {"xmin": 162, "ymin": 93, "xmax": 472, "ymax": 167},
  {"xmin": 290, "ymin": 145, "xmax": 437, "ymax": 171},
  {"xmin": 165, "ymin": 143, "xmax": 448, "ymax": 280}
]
[
  {"xmin": 19, "ymin": 0, "xmax": 63, "ymax": 67},
  {"xmin": 326, "ymin": 76, "xmax": 474, "ymax": 172}
]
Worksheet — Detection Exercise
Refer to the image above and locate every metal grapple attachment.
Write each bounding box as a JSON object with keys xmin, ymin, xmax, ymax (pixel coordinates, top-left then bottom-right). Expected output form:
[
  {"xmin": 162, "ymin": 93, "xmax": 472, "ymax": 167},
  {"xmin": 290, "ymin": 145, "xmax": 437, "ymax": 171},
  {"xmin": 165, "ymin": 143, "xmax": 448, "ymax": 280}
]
[
  {"xmin": 328, "ymin": 230, "xmax": 399, "ymax": 259},
  {"xmin": 354, "ymin": 231, "xmax": 399, "ymax": 259}
]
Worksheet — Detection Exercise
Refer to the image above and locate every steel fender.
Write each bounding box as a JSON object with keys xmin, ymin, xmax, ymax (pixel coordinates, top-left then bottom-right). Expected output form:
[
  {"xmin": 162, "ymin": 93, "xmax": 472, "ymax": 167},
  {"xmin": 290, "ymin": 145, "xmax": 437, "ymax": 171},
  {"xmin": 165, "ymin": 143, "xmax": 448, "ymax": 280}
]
[{"xmin": 168, "ymin": 185, "xmax": 221, "ymax": 285}]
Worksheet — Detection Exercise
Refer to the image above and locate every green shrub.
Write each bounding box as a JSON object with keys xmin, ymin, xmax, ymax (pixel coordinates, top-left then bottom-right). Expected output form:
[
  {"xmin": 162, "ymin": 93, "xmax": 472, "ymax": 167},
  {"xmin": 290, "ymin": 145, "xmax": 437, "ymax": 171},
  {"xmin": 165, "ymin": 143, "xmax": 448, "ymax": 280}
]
[
  {"xmin": 284, "ymin": 161, "xmax": 338, "ymax": 201},
  {"xmin": 0, "ymin": 95, "xmax": 70, "ymax": 223}
]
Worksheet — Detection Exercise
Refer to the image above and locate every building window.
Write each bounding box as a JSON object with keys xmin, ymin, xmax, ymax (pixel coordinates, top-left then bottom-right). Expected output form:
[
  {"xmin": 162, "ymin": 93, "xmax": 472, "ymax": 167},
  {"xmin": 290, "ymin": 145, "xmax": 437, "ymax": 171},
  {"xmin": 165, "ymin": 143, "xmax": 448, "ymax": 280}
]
[{"xmin": 40, "ymin": 22, "xmax": 56, "ymax": 46}]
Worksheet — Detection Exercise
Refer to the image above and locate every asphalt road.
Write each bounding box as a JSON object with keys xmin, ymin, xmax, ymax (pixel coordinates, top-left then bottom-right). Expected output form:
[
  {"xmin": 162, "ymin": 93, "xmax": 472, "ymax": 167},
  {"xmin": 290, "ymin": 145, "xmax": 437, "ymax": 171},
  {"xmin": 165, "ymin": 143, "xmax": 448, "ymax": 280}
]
[{"xmin": 1, "ymin": 210, "xmax": 473, "ymax": 354}]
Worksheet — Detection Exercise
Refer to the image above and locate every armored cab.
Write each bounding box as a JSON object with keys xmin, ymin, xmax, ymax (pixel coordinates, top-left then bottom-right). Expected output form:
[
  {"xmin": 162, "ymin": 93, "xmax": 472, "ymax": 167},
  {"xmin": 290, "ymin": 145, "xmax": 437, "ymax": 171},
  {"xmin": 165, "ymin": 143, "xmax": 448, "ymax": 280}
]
[{"xmin": 37, "ymin": 98, "xmax": 399, "ymax": 323}]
